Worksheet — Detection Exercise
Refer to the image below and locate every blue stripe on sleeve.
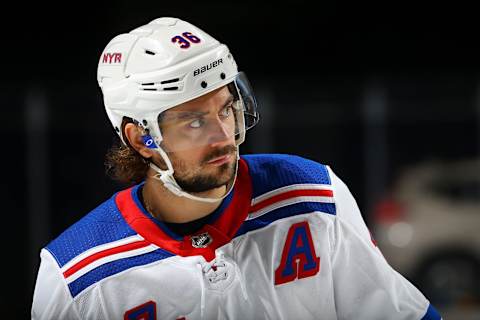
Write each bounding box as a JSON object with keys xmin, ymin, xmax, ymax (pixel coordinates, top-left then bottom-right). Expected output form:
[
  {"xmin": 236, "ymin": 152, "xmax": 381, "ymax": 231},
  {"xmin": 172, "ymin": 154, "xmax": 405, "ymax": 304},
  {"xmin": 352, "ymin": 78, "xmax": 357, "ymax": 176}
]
[
  {"xmin": 235, "ymin": 202, "xmax": 336, "ymax": 237},
  {"xmin": 421, "ymin": 304, "xmax": 442, "ymax": 320},
  {"xmin": 68, "ymin": 248, "xmax": 174, "ymax": 297}
]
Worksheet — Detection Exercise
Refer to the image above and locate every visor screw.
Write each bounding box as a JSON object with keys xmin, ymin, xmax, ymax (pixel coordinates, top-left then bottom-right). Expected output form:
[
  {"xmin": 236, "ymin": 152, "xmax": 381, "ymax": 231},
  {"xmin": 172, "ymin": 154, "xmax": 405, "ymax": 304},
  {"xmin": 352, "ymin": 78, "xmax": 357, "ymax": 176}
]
[
  {"xmin": 142, "ymin": 119, "xmax": 148, "ymax": 126},
  {"xmin": 115, "ymin": 127, "xmax": 120, "ymax": 132},
  {"xmin": 220, "ymin": 72, "xmax": 226, "ymax": 80},
  {"xmin": 201, "ymin": 81, "xmax": 208, "ymax": 88}
]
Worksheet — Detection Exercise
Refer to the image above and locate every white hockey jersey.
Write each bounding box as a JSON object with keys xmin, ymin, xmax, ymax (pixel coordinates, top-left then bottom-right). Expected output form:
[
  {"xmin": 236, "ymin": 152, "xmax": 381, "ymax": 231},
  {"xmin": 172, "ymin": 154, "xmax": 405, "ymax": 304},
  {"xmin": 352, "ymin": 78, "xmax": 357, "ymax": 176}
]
[{"xmin": 32, "ymin": 154, "xmax": 442, "ymax": 320}]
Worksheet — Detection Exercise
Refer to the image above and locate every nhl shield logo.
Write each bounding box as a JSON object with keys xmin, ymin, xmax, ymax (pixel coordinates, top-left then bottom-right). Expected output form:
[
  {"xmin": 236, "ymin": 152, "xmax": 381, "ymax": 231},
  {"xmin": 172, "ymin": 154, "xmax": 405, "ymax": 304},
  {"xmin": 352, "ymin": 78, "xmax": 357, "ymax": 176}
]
[{"xmin": 191, "ymin": 232, "xmax": 213, "ymax": 248}]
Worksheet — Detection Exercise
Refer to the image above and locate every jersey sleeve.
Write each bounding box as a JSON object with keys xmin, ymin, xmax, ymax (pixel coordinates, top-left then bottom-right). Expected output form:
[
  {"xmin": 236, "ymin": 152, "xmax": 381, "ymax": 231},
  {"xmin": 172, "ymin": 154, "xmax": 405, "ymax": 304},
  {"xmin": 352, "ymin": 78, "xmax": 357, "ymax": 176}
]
[
  {"xmin": 327, "ymin": 166, "xmax": 442, "ymax": 320},
  {"xmin": 31, "ymin": 249, "xmax": 81, "ymax": 320}
]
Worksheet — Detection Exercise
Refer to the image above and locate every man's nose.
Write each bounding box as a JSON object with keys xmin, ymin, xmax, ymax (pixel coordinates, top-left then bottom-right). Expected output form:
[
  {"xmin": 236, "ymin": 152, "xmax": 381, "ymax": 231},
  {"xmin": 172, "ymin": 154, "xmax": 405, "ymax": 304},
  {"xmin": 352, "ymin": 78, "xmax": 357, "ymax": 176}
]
[{"xmin": 208, "ymin": 118, "xmax": 231, "ymax": 147}]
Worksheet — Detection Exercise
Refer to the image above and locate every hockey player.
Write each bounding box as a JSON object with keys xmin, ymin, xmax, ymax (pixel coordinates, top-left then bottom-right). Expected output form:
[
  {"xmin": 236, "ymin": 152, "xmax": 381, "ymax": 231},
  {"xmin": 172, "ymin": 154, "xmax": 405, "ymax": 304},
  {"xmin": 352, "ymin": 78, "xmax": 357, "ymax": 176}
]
[{"xmin": 32, "ymin": 17, "xmax": 442, "ymax": 319}]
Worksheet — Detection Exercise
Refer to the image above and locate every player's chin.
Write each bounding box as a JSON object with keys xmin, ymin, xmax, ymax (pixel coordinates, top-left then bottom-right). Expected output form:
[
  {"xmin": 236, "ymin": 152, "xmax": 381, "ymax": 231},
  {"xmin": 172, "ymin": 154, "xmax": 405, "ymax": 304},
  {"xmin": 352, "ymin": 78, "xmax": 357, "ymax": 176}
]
[{"xmin": 213, "ymin": 162, "xmax": 236, "ymax": 182}]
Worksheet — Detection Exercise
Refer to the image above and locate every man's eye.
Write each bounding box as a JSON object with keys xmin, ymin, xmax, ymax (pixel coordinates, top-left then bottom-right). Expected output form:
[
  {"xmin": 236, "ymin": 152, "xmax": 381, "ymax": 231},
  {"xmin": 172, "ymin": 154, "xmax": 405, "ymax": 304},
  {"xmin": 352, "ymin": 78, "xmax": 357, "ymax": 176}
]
[
  {"xmin": 220, "ymin": 105, "xmax": 233, "ymax": 117},
  {"xmin": 189, "ymin": 119, "xmax": 204, "ymax": 128}
]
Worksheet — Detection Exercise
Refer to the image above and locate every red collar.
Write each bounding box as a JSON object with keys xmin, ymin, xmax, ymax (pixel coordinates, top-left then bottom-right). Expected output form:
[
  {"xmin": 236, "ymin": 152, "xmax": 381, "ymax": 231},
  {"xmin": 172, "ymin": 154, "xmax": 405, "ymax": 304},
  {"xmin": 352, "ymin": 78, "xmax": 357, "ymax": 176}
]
[{"xmin": 115, "ymin": 158, "xmax": 252, "ymax": 261}]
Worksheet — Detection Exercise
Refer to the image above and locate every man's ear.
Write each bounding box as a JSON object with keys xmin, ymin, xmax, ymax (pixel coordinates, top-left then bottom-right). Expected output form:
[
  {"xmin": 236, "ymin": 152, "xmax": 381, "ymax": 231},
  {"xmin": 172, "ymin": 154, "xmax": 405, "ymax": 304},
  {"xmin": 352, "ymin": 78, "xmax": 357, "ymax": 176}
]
[{"xmin": 123, "ymin": 123, "xmax": 155, "ymax": 159}]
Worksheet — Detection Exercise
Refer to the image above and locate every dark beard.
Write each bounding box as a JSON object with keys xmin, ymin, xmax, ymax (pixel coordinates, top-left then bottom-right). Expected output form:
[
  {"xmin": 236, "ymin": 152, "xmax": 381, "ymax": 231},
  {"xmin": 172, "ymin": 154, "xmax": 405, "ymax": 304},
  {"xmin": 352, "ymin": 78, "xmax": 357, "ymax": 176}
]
[
  {"xmin": 173, "ymin": 145, "xmax": 238, "ymax": 193},
  {"xmin": 175, "ymin": 160, "xmax": 237, "ymax": 193}
]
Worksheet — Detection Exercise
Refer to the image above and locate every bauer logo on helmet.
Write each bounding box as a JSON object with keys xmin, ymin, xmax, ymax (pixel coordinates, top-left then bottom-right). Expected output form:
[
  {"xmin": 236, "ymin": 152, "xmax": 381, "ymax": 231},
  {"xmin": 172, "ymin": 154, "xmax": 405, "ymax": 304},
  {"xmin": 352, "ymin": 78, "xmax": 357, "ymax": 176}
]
[{"xmin": 193, "ymin": 58, "xmax": 223, "ymax": 77}]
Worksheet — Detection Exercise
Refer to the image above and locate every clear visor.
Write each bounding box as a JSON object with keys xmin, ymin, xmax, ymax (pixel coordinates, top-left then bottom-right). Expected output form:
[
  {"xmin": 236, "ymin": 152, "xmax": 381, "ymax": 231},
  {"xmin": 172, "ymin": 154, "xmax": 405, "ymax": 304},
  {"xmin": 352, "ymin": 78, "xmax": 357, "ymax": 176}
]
[{"xmin": 157, "ymin": 72, "xmax": 259, "ymax": 153}]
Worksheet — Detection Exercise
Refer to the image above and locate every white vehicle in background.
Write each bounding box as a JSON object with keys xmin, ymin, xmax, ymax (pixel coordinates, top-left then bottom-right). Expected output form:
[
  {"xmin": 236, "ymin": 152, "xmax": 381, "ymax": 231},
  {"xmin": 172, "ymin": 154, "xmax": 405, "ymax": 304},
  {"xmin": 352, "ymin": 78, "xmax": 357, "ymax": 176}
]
[{"xmin": 372, "ymin": 158, "xmax": 480, "ymax": 309}]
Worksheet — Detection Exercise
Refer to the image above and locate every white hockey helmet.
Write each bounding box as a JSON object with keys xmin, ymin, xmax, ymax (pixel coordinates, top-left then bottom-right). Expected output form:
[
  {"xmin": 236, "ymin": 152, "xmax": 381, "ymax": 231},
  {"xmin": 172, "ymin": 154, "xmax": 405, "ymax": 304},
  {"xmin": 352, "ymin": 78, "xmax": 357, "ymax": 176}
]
[{"xmin": 97, "ymin": 17, "xmax": 259, "ymax": 201}]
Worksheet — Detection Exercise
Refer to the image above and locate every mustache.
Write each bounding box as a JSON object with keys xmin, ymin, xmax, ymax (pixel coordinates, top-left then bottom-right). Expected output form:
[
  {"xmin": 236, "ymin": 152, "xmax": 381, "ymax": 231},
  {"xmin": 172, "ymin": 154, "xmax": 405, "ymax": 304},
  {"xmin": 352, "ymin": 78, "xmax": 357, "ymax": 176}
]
[{"xmin": 203, "ymin": 145, "xmax": 237, "ymax": 163}]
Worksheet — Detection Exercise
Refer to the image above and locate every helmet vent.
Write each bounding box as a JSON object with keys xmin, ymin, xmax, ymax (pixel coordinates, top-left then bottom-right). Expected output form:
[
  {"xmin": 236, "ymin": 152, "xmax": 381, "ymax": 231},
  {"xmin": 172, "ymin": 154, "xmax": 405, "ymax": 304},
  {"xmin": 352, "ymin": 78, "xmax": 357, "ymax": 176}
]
[
  {"xmin": 145, "ymin": 50, "xmax": 156, "ymax": 55},
  {"xmin": 161, "ymin": 78, "xmax": 180, "ymax": 84},
  {"xmin": 140, "ymin": 82, "xmax": 156, "ymax": 91},
  {"xmin": 139, "ymin": 77, "xmax": 183, "ymax": 91}
]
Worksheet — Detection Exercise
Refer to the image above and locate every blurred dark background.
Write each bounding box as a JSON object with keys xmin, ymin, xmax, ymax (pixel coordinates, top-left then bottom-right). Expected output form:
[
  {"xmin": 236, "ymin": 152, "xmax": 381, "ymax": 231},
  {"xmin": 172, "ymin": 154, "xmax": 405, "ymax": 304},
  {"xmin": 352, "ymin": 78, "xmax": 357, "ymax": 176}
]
[{"xmin": 2, "ymin": 1, "xmax": 480, "ymax": 318}]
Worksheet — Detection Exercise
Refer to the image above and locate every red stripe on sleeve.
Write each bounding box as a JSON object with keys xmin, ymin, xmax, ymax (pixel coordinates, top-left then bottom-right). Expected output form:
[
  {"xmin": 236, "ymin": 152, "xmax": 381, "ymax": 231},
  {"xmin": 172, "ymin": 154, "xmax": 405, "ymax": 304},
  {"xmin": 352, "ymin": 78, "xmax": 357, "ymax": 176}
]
[
  {"xmin": 251, "ymin": 189, "xmax": 333, "ymax": 213},
  {"xmin": 63, "ymin": 240, "xmax": 150, "ymax": 278}
]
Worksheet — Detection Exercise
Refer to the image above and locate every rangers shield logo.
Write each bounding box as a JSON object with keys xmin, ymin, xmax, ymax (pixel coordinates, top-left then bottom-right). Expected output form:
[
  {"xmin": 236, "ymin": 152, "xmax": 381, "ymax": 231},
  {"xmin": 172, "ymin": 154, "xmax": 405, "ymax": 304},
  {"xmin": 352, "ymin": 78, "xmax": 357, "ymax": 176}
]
[{"xmin": 191, "ymin": 232, "xmax": 213, "ymax": 248}]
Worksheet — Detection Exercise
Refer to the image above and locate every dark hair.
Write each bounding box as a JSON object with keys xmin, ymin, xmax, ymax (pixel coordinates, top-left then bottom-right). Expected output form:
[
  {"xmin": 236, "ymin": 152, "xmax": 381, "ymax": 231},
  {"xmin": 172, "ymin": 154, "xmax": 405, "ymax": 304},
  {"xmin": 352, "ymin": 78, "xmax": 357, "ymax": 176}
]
[{"xmin": 104, "ymin": 117, "xmax": 149, "ymax": 185}]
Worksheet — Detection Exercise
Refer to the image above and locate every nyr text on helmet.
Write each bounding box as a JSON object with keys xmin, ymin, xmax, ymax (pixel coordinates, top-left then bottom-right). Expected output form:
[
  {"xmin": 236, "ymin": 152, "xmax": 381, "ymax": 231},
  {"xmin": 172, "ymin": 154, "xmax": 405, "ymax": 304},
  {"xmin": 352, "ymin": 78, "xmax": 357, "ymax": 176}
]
[{"xmin": 102, "ymin": 52, "xmax": 122, "ymax": 64}]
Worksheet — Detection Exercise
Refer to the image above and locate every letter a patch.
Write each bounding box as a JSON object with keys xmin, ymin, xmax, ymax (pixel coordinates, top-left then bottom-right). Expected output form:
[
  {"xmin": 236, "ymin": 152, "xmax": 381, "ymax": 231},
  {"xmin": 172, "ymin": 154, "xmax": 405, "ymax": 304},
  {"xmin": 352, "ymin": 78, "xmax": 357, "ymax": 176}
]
[{"xmin": 274, "ymin": 221, "xmax": 320, "ymax": 285}]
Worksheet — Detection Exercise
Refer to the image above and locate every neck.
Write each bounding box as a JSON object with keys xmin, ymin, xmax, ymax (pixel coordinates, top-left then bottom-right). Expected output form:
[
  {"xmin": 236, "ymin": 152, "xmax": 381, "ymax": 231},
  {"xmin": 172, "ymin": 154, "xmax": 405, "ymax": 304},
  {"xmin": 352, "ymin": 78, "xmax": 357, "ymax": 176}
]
[{"xmin": 142, "ymin": 168, "xmax": 225, "ymax": 223}]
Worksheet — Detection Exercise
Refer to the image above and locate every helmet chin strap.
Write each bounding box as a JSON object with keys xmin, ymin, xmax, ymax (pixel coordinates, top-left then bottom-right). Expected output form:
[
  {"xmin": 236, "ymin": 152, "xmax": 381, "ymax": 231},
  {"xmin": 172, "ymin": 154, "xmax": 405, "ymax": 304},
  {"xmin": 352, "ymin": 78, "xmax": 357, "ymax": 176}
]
[{"xmin": 149, "ymin": 145, "xmax": 239, "ymax": 203}]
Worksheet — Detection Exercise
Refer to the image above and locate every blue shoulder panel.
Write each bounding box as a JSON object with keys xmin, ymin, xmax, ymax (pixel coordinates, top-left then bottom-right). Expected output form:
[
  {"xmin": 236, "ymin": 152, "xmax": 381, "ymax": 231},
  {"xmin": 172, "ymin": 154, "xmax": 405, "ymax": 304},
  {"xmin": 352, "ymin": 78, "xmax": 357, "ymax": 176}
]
[
  {"xmin": 46, "ymin": 194, "xmax": 138, "ymax": 268},
  {"xmin": 46, "ymin": 192, "xmax": 176, "ymax": 297},
  {"xmin": 236, "ymin": 154, "xmax": 336, "ymax": 237},
  {"xmin": 242, "ymin": 154, "xmax": 332, "ymax": 199}
]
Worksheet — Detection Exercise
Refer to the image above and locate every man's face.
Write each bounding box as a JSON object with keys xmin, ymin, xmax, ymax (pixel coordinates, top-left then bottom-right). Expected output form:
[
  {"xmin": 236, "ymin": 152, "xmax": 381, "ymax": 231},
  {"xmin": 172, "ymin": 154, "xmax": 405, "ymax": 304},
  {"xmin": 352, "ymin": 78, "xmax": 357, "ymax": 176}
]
[{"xmin": 158, "ymin": 86, "xmax": 238, "ymax": 193}]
